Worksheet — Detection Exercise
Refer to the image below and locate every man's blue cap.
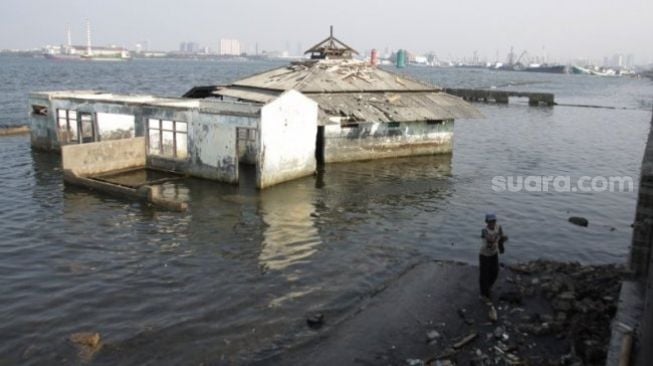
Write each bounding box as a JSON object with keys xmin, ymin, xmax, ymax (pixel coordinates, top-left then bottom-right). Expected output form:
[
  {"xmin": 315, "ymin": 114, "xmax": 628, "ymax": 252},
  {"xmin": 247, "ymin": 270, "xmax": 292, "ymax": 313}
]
[{"xmin": 485, "ymin": 213, "xmax": 497, "ymax": 222}]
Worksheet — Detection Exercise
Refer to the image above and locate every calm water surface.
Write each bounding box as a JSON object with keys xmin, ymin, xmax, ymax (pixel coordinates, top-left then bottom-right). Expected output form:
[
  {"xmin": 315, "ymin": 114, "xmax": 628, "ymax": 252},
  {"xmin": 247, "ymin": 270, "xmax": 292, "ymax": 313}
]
[{"xmin": 0, "ymin": 56, "xmax": 652, "ymax": 364}]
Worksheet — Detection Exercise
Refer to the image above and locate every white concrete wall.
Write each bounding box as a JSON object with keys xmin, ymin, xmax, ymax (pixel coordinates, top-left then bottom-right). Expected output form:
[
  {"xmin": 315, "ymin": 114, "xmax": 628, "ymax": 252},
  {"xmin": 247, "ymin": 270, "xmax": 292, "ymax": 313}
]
[
  {"xmin": 257, "ymin": 90, "xmax": 318, "ymax": 189},
  {"xmin": 62, "ymin": 137, "xmax": 146, "ymax": 176}
]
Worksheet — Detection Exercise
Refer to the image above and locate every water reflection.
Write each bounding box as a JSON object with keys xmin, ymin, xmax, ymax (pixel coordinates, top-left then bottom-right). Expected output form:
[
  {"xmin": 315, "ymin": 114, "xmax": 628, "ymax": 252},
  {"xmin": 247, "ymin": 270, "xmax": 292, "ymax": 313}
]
[
  {"xmin": 258, "ymin": 182, "xmax": 321, "ymax": 272},
  {"xmin": 258, "ymin": 155, "xmax": 453, "ymax": 272}
]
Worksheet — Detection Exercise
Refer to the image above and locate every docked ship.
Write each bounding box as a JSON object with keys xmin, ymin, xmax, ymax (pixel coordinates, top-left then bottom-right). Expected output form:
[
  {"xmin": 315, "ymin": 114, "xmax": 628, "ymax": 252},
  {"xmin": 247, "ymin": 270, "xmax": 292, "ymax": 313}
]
[
  {"xmin": 523, "ymin": 64, "xmax": 568, "ymax": 74},
  {"xmin": 44, "ymin": 46, "xmax": 131, "ymax": 62},
  {"xmin": 43, "ymin": 21, "xmax": 131, "ymax": 62}
]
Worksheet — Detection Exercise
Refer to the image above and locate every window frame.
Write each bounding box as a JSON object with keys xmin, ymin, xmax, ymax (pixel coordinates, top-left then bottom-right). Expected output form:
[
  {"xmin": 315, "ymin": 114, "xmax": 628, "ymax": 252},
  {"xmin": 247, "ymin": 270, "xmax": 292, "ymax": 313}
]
[
  {"xmin": 56, "ymin": 109, "xmax": 79, "ymax": 144},
  {"xmin": 147, "ymin": 118, "xmax": 189, "ymax": 160}
]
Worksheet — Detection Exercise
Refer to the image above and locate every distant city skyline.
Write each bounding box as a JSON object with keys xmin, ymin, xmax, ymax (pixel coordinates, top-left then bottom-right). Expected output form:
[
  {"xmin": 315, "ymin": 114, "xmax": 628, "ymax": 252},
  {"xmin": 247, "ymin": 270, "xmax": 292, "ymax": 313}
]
[{"xmin": 1, "ymin": 0, "xmax": 652, "ymax": 65}]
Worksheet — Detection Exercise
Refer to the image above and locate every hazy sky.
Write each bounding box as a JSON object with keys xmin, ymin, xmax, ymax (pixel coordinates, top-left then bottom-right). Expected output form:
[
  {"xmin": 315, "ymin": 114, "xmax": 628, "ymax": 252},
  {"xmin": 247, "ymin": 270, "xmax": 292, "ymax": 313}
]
[{"xmin": 1, "ymin": 0, "xmax": 651, "ymax": 63}]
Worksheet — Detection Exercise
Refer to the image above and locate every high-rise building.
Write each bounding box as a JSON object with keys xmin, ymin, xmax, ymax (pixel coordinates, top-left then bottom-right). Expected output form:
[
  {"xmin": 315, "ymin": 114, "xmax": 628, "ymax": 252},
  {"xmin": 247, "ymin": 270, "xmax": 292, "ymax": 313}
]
[
  {"xmin": 625, "ymin": 54, "xmax": 635, "ymax": 69},
  {"xmin": 611, "ymin": 53, "xmax": 624, "ymax": 68},
  {"xmin": 187, "ymin": 42, "xmax": 199, "ymax": 53},
  {"xmin": 179, "ymin": 42, "xmax": 200, "ymax": 53},
  {"xmin": 219, "ymin": 39, "xmax": 241, "ymax": 56}
]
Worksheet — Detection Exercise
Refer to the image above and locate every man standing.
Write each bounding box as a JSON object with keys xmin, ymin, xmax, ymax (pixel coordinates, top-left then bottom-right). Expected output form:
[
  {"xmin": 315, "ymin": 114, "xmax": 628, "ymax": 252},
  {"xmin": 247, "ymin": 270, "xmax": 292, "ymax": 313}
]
[{"xmin": 479, "ymin": 213, "xmax": 507, "ymax": 302}]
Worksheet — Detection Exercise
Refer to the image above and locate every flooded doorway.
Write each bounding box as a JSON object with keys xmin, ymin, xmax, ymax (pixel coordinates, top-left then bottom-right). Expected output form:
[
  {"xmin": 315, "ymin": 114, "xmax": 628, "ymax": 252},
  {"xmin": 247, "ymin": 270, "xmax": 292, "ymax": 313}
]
[
  {"xmin": 316, "ymin": 126, "xmax": 325, "ymax": 166},
  {"xmin": 236, "ymin": 127, "xmax": 257, "ymax": 189}
]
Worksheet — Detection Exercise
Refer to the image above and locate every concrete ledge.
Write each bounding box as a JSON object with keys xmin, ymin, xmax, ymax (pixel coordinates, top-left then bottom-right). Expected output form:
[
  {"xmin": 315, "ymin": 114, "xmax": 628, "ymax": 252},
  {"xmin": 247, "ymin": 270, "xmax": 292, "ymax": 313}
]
[
  {"xmin": 325, "ymin": 141, "xmax": 453, "ymax": 163},
  {"xmin": 62, "ymin": 137, "xmax": 146, "ymax": 177},
  {"xmin": 64, "ymin": 170, "xmax": 188, "ymax": 212},
  {"xmin": 606, "ymin": 281, "xmax": 644, "ymax": 366},
  {"xmin": 443, "ymin": 88, "xmax": 555, "ymax": 106}
]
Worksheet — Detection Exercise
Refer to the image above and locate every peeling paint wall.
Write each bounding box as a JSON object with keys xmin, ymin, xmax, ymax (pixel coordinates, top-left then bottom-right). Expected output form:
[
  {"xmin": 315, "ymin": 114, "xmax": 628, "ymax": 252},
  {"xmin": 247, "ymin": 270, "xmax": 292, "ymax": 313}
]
[
  {"xmin": 28, "ymin": 97, "xmax": 146, "ymax": 152},
  {"xmin": 190, "ymin": 113, "xmax": 257, "ymax": 183},
  {"xmin": 28, "ymin": 96, "xmax": 56, "ymax": 151},
  {"xmin": 143, "ymin": 107, "xmax": 196, "ymax": 175},
  {"xmin": 323, "ymin": 119, "xmax": 454, "ymax": 163},
  {"xmin": 28, "ymin": 93, "xmax": 264, "ymax": 185},
  {"xmin": 27, "ymin": 91, "xmax": 458, "ymax": 188},
  {"xmin": 62, "ymin": 137, "xmax": 146, "ymax": 176},
  {"xmin": 258, "ymin": 90, "xmax": 318, "ymax": 189},
  {"xmin": 144, "ymin": 107, "xmax": 257, "ymax": 184}
]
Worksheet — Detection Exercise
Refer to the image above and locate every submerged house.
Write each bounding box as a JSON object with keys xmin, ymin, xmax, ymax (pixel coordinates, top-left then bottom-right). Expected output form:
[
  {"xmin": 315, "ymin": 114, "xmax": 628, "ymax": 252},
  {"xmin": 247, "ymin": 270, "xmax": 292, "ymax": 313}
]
[
  {"xmin": 186, "ymin": 29, "xmax": 481, "ymax": 163},
  {"xmin": 27, "ymin": 30, "xmax": 479, "ymax": 202},
  {"xmin": 29, "ymin": 90, "xmax": 319, "ymax": 193}
]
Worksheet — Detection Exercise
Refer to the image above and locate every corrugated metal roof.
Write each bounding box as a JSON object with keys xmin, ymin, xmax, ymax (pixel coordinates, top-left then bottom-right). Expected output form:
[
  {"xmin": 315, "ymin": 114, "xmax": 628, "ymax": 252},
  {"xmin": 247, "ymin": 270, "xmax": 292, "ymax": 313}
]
[
  {"xmin": 310, "ymin": 92, "xmax": 483, "ymax": 123},
  {"xmin": 230, "ymin": 59, "xmax": 438, "ymax": 93},
  {"xmin": 214, "ymin": 88, "xmax": 481, "ymax": 124}
]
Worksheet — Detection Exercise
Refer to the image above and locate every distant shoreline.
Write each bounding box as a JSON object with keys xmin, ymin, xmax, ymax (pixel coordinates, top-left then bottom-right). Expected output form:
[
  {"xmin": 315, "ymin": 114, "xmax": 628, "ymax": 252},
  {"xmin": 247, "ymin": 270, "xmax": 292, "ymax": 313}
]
[{"xmin": 0, "ymin": 125, "xmax": 30, "ymax": 136}]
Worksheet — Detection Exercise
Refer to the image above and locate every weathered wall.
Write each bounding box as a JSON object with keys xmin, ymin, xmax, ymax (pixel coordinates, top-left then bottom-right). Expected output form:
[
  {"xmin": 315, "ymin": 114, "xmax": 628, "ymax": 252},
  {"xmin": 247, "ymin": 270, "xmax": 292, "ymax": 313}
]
[
  {"xmin": 192, "ymin": 113, "xmax": 256, "ymax": 183},
  {"xmin": 30, "ymin": 94, "xmax": 260, "ymax": 184},
  {"xmin": 633, "ymin": 107, "xmax": 653, "ymax": 366},
  {"xmin": 28, "ymin": 96, "xmax": 147, "ymax": 151},
  {"xmin": 28, "ymin": 96, "xmax": 57, "ymax": 151},
  {"xmin": 143, "ymin": 107, "xmax": 195, "ymax": 175},
  {"xmin": 62, "ymin": 137, "xmax": 146, "ymax": 176},
  {"xmin": 258, "ymin": 90, "xmax": 318, "ymax": 189},
  {"xmin": 143, "ymin": 107, "xmax": 257, "ymax": 184},
  {"xmin": 323, "ymin": 120, "xmax": 454, "ymax": 163}
]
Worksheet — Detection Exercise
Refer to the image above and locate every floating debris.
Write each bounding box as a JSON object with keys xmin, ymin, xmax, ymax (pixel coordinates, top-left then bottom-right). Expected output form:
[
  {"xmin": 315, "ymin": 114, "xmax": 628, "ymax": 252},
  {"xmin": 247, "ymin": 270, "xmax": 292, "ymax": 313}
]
[
  {"xmin": 306, "ymin": 313, "xmax": 324, "ymax": 329},
  {"xmin": 568, "ymin": 216, "xmax": 589, "ymax": 227},
  {"xmin": 69, "ymin": 332, "xmax": 102, "ymax": 362},
  {"xmin": 453, "ymin": 332, "xmax": 478, "ymax": 349}
]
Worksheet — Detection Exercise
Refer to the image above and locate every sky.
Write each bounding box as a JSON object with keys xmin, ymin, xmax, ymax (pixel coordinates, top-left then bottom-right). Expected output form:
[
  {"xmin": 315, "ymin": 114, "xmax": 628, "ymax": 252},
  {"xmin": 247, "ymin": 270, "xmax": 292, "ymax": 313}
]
[{"xmin": 1, "ymin": 0, "xmax": 652, "ymax": 64}]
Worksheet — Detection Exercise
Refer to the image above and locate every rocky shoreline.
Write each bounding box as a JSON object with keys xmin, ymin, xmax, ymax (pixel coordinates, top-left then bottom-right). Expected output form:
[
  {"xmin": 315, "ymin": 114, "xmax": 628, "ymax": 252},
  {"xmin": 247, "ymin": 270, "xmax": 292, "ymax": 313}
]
[
  {"xmin": 268, "ymin": 260, "xmax": 626, "ymax": 366},
  {"xmin": 426, "ymin": 260, "xmax": 625, "ymax": 366}
]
